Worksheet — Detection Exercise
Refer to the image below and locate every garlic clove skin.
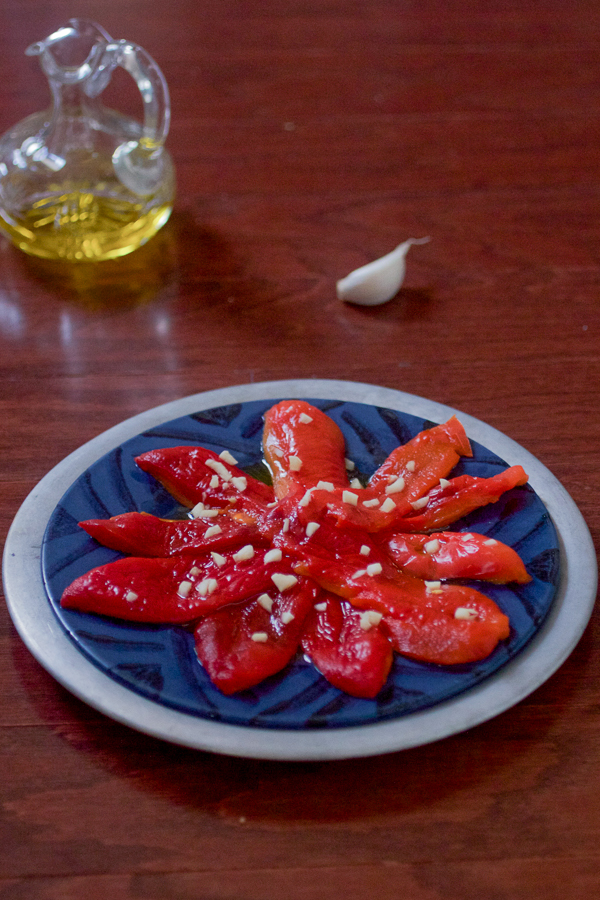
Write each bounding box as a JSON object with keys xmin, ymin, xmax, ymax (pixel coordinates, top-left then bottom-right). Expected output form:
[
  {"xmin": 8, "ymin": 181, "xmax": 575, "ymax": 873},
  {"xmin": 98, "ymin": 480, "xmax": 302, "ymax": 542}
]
[{"xmin": 336, "ymin": 237, "xmax": 429, "ymax": 306}]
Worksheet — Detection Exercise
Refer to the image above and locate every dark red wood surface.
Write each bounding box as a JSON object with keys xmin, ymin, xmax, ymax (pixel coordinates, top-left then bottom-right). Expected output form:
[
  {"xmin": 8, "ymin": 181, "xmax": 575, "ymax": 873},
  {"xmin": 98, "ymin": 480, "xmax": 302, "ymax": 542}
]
[{"xmin": 1, "ymin": 2, "xmax": 599, "ymax": 898}]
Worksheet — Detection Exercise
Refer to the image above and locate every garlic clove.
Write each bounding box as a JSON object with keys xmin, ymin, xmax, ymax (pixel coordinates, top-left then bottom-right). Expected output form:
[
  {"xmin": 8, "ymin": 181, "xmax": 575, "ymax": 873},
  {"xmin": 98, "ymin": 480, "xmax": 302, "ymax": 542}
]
[{"xmin": 336, "ymin": 237, "xmax": 429, "ymax": 306}]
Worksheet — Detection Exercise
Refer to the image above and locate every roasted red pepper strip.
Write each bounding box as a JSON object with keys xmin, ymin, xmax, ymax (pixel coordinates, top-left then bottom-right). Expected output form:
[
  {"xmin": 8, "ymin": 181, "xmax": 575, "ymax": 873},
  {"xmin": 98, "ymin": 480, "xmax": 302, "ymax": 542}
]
[
  {"xmin": 135, "ymin": 446, "xmax": 273, "ymax": 516},
  {"xmin": 298, "ymin": 558, "xmax": 510, "ymax": 666},
  {"xmin": 61, "ymin": 547, "xmax": 300, "ymax": 624},
  {"xmin": 368, "ymin": 415, "xmax": 472, "ymax": 488},
  {"xmin": 394, "ymin": 466, "xmax": 529, "ymax": 532},
  {"xmin": 194, "ymin": 578, "xmax": 318, "ymax": 694},
  {"xmin": 263, "ymin": 399, "xmax": 349, "ymax": 499},
  {"xmin": 382, "ymin": 587, "xmax": 510, "ymax": 665},
  {"xmin": 287, "ymin": 518, "xmax": 509, "ymax": 665},
  {"xmin": 380, "ymin": 531, "xmax": 531, "ymax": 584},
  {"xmin": 288, "ymin": 416, "xmax": 474, "ymax": 533},
  {"xmin": 80, "ymin": 511, "xmax": 262, "ymax": 557},
  {"xmin": 301, "ymin": 594, "xmax": 393, "ymax": 699}
]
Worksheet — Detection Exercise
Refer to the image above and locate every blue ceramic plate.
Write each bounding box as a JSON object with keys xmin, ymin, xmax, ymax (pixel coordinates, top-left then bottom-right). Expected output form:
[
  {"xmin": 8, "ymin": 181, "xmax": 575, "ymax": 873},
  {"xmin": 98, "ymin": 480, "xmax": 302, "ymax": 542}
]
[
  {"xmin": 40, "ymin": 398, "xmax": 559, "ymax": 731},
  {"xmin": 5, "ymin": 380, "xmax": 595, "ymax": 759}
]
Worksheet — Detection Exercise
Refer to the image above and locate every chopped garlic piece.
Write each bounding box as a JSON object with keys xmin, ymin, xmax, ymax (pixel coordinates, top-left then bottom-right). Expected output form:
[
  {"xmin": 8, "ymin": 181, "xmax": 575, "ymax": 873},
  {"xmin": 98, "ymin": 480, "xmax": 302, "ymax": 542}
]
[
  {"xmin": 205, "ymin": 525, "xmax": 222, "ymax": 538},
  {"xmin": 342, "ymin": 490, "xmax": 358, "ymax": 506},
  {"xmin": 367, "ymin": 562, "xmax": 383, "ymax": 576},
  {"xmin": 484, "ymin": 538, "xmax": 498, "ymax": 546},
  {"xmin": 424, "ymin": 539, "xmax": 440, "ymax": 554},
  {"xmin": 352, "ymin": 569, "xmax": 367, "ymax": 579},
  {"xmin": 191, "ymin": 502, "xmax": 220, "ymax": 518},
  {"xmin": 314, "ymin": 602, "xmax": 327, "ymax": 611},
  {"xmin": 424, "ymin": 580, "xmax": 442, "ymax": 591},
  {"xmin": 281, "ymin": 611, "xmax": 295, "ymax": 625},
  {"xmin": 273, "ymin": 447, "xmax": 284, "ymax": 458},
  {"xmin": 177, "ymin": 580, "xmax": 193, "ymax": 598},
  {"xmin": 337, "ymin": 237, "xmax": 429, "ymax": 306},
  {"xmin": 439, "ymin": 478, "xmax": 451, "ymax": 489},
  {"xmin": 189, "ymin": 567, "xmax": 200, "ymax": 576},
  {"xmin": 258, "ymin": 593, "xmax": 273, "ymax": 612},
  {"xmin": 406, "ymin": 460, "xmax": 416, "ymax": 472},
  {"xmin": 209, "ymin": 474, "xmax": 219, "ymax": 488},
  {"xmin": 360, "ymin": 545, "xmax": 371, "ymax": 556},
  {"xmin": 363, "ymin": 498, "xmax": 380, "ymax": 508},
  {"xmin": 360, "ymin": 610, "xmax": 383, "ymax": 631},
  {"xmin": 282, "ymin": 517, "xmax": 290, "ymax": 532},
  {"xmin": 125, "ymin": 591, "xmax": 138, "ymax": 603},
  {"xmin": 299, "ymin": 413, "xmax": 313, "ymax": 424},
  {"xmin": 264, "ymin": 548, "xmax": 283, "ymax": 563},
  {"xmin": 197, "ymin": 578, "xmax": 218, "ymax": 596},
  {"xmin": 289, "ymin": 455, "xmax": 303, "ymax": 472},
  {"xmin": 267, "ymin": 501, "xmax": 278, "ymax": 508},
  {"xmin": 271, "ymin": 573, "xmax": 298, "ymax": 592},
  {"xmin": 197, "ymin": 580, "xmax": 209, "ymax": 596},
  {"xmin": 410, "ymin": 496, "xmax": 429, "ymax": 510},
  {"xmin": 316, "ymin": 481, "xmax": 334, "ymax": 491},
  {"xmin": 306, "ymin": 522, "xmax": 320, "ymax": 537},
  {"xmin": 205, "ymin": 459, "xmax": 232, "ymax": 481},
  {"xmin": 233, "ymin": 544, "xmax": 255, "ymax": 562},
  {"xmin": 345, "ymin": 458, "xmax": 355, "ymax": 471},
  {"xmin": 454, "ymin": 607, "xmax": 478, "ymax": 620},
  {"xmin": 380, "ymin": 497, "xmax": 396, "ymax": 513},
  {"xmin": 385, "ymin": 476, "xmax": 405, "ymax": 495},
  {"xmin": 350, "ymin": 478, "xmax": 362, "ymax": 489},
  {"xmin": 251, "ymin": 632, "xmax": 268, "ymax": 642},
  {"xmin": 219, "ymin": 450, "xmax": 238, "ymax": 465},
  {"xmin": 299, "ymin": 489, "xmax": 313, "ymax": 507},
  {"xmin": 231, "ymin": 476, "xmax": 247, "ymax": 492},
  {"xmin": 211, "ymin": 552, "xmax": 226, "ymax": 566}
]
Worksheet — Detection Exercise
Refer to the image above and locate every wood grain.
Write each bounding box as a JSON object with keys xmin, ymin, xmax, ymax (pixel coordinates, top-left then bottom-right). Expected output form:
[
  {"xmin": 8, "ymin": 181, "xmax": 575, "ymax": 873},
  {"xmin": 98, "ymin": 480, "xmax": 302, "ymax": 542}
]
[{"xmin": 0, "ymin": 1, "xmax": 598, "ymax": 898}]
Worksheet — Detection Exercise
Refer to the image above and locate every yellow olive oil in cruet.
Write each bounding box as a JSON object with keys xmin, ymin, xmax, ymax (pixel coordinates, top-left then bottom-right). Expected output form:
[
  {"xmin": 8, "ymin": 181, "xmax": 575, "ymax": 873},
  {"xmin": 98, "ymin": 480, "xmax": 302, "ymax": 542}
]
[{"xmin": 0, "ymin": 19, "xmax": 175, "ymax": 261}]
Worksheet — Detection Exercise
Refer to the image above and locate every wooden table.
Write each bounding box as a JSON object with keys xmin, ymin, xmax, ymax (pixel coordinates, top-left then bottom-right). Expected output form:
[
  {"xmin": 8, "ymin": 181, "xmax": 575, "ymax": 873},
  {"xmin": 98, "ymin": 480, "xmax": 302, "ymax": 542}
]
[{"xmin": 1, "ymin": 1, "xmax": 599, "ymax": 897}]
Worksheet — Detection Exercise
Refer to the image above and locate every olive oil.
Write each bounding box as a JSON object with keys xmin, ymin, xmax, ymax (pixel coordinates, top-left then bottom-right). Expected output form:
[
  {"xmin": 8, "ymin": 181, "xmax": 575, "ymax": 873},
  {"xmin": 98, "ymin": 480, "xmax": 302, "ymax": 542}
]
[
  {"xmin": 0, "ymin": 186, "xmax": 173, "ymax": 261},
  {"xmin": 0, "ymin": 21, "xmax": 175, "ymax": 262}
]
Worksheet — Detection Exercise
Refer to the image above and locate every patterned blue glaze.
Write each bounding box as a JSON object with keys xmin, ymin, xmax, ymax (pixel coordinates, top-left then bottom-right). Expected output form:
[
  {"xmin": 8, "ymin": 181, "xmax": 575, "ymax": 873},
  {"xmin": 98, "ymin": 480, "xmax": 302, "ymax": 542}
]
[{"xmin": 41, "ymin": 400, "xmax": 560, "ymax": 730}]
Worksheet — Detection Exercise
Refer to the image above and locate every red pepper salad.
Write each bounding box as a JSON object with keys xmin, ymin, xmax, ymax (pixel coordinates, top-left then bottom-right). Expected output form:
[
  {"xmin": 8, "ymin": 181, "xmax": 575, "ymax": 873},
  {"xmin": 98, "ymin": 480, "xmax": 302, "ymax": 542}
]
[{"xmin": 61, "ymin": 401, "xmax": 531, "ymax": 699}]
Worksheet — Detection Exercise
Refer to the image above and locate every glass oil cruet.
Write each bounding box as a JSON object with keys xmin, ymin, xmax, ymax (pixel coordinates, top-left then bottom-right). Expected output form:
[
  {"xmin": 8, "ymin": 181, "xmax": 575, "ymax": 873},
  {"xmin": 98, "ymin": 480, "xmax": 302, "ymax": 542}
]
[{"xmin": 0, "ymin": 19, "xmax": 175, "ymax": 261}]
